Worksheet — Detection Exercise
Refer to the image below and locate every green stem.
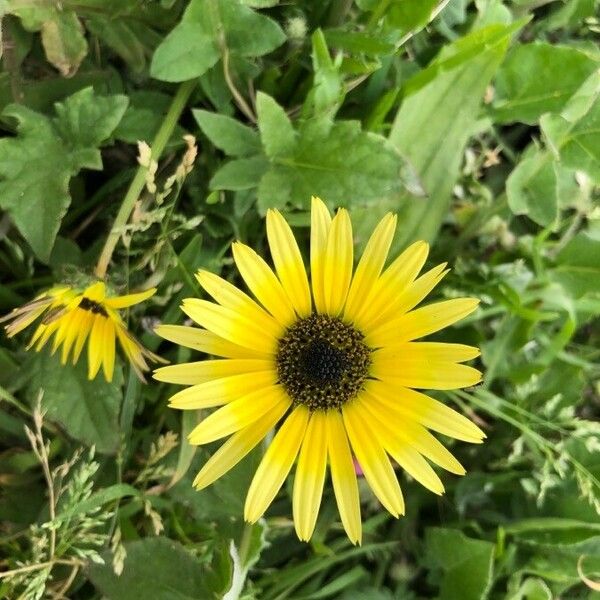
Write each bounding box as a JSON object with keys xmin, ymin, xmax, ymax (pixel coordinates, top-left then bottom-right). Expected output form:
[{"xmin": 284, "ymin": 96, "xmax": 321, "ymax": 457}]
[
  {"xmin": 238, "ymin": 521, "xmax": 254, "ymax": 569},
  {"xmin": 94, "ymin": 79, "xmax": 197, "ymax": 279}
]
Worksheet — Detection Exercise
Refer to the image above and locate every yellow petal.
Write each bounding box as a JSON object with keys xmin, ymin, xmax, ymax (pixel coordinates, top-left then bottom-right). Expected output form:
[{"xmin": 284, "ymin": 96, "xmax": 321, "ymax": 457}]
[
  {"xmin": 326, "ymin": 410, "xmax": 361, "ymax": 545},
  {"xmin": 154, "ymin": 358, "xmax": 274, "ymax": 385},
  {"xmin": 154, "ymin": 324, "xmax": 259, "ymax": 358},
  {"xmin": 188, "ymin": 384, "xmax": 290, "ymax": 445},
  {"xmin": 365, "ymin": 263, "xmax": 448, "ymax": 330},
  {"xmin": 168, "ymin": 370, "xmax": 277, "ymax": 410},
  {"xmin": 104, "ymin": 287, "xmax": 156, "ymax": 309},
  {"xmin": 72, "ymin": 311, "xmax": 94, "ymax": 364},
  {"xmin": 193, "ymin": 399, "xmax": 288, "ymax": 490},
  {"xmin": 365, "ymin": 380, "xmax": 485, "ymax": 443},
  {"xmin": 83, "ymin": 281, "xmax": 106, "ymax": 302},
  {"xmin": 195, "ymin": 270, "xmax": 283, "ymax": 339},
  {"xmin": 267, "ymin": 209, "xmax": 312, "ymax": 317},
  {"xmin": 356, "ymin": 397, "xmax": 444, "ymax": 495},
  {"xmin": 323, "ymin": 209, "xmax": 353, "ymax": 316},
  {"xmin": 342, "ymin": 401, "xmax": 404, "ymax": 517},
  {"xmin": 352, "ymin": 240, "xmax": 428, "ymax": 330},
  {"xmin": 182, "ymin": 298, "xmax": 278, "ymax": 355},
  {"xmin": 87, "ymin": 314, "xmax": 105, "ymax": 379},
  {"xmin": 51, "ymin": 312, "xmax": 74, "ymax": 355},
  {"xmin": 232, "ymin": 242, "xmax": 296, "ymax": 326},
  {"xmin": 344, "ymin": 213, "xmax": 396, "ymax": 322},
  {"xmin": 371, "ymin": 358, "xmax": 482, "ymax": 390},
  {"xmin": 310, "ymin": 196, "xmax": 332, "ymax": 314},
  {"xmin": 61, "ymin": 309, "xmax": 84, "ymax": 364},
  {"xmin": 244, "ymin": 405, "xmax": 309, "ymax": 522},
  {"xmin": 102, "ymin": 319, "xmax": 116, "ymax": 382},
  {"xmin": 366, "ymin": 298, "xmax": 480, "ymax": 348},
  {"xmin": 374, "ymin": 342, "xmax": 480, "ymax": 363},
  {"xmin": 293, "ymin": 410, "xmax": 328, "ymax": 541}
]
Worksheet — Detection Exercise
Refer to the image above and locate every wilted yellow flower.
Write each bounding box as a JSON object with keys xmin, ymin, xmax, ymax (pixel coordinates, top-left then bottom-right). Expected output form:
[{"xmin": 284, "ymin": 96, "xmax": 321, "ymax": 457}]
[
  {"xmin": 154, "ymin": 197, "xmax": 484, "ymax": 544},
  {"xmin": 1, "ymin": 281, "xmax": 161, "ymax": 382}
]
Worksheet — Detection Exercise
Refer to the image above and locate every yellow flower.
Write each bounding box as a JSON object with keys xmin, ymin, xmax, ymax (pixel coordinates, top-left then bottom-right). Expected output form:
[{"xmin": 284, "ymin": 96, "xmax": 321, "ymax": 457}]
[
  {"xmin": 154, "ymin": 197, "xmax": 484, "ymax": 544},
  {"xmin": 1, "ymin": 281, "xmax": 161, "ymax": 382}
]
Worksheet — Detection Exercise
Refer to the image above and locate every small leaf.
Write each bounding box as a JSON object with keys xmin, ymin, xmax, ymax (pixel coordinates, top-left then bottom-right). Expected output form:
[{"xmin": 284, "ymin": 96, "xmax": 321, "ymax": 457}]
[
  {"xmin": 40, "ymin": 11, "xmax": 88, "ymax": 77},
  {"xmin": 150, "ymin": 0, "xmax": 285, "ymax": 83},
  {"xmin": 210, "ymin": 156, "xmax": 269, "ymax": 190},
  {"xmin": 193, "ymin": 108, "xmax": 261, "ymax": 156},
  {"xmin": 256, "ymin": 92, "xmax": 296, "ymax": 158}
]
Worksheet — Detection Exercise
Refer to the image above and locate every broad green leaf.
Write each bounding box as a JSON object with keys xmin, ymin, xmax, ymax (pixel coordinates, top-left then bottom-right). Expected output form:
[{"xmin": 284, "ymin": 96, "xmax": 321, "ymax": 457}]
[
  {"xmin": 492, "ymin": 42, "xmax": 598, "ymax": 124},
  {"xmin": 0, "ymin": 88, "xmax": 127, "ymax": 261},
  {"xmin": 88, "ymin": 537, "xmax": 232, "ymax": 600},
  {"xmin": 150, "ymin": 0, "xmax": 285, "ymax": 82},
  {"xmin": 425, "ymin": 528, "xmax": 495, "ymax": 600},
  {"xmin": 193, "ymin": 108, "xmax": 261, "ymax": 156},
  {"xmin": 25, "ymin": 351, "xmax": 123, "ymax": 455},
  {"xmin": 256, "ymin": 92, "xmax": 296, "ymax": 158},
  {"xmin": 40, "ymin": 11, "xmax": 87, "ymax": 77},
  {"xmin": 389, "ymin": 22, "xmax": 517, "ymax": 248},
  {"xmin": 550, "ymin": 230, "xmax": 600, "ymax": 298},
  {"xmin": 210, "ymin": 112, "xmax": 406, "ymax": 211}
]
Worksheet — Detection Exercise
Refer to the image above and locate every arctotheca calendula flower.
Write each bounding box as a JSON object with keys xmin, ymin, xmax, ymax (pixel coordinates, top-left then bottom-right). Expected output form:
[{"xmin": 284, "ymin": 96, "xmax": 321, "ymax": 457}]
[
  {"xmin": 154, "ymin": 197, "xmax": 484, "ymax": 544},
  {"xmin": 1, "ymin": 281, "xmax": 161, "ymax": 382}
]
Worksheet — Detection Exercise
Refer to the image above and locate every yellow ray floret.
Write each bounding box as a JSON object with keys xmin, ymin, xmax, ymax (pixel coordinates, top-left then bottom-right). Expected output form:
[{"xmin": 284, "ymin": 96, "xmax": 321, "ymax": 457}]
[
  {"xmin": 1, "ymin": 281, "xmax": 161, "ymax": 382},
  {"xmin": 154, "ymin": 195, "xmax": 484, "ymax": 545}
]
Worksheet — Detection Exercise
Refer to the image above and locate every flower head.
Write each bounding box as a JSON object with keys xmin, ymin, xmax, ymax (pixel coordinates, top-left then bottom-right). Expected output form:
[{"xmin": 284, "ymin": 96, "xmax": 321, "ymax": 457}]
[
  {"xmin": 154, "ymin": 197, "xmax": 484, "ymax": 544},
  {"xmin": 1, "ymin": 281, "xmax": 161, "ymax": 382}
]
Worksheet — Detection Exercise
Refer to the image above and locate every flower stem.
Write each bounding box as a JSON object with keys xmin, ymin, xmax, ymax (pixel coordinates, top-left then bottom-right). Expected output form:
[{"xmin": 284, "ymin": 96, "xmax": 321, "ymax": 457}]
[{"xmin": 94, "ymin": 79, "xmax": 196, "ymax": 279}]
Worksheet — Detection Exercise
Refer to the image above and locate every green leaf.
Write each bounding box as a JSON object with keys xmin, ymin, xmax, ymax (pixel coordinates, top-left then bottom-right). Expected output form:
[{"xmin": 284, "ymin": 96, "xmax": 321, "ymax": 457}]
[
  {"xmin": 388, "ymin": 22, "xmax": 517, "ymax": 248},
  {"xmin": 54, "ymin": 87, "xmax": 129, "ymax": 150},
  {"xmin": 256, "ymin": 92, "xmax": 296, "ymax": 158},
  {"xmin": 40, "ymin": 10, "xmax": 87, "ymax": 77},
  {"xmin": 492, "ymin": 42, "xmax": 598, "ymax": 124},
  {"xmin": 324, "ymin": 29, "xmax": 395, "ymax": 55},
  {"xmin": 550, "ymin": 230, "xmax": 600, "ymax": 298},
  {"xmin": 25, "ymin": 351, "xmax": 123, "ymax": 455},
  {"xmin": 150, "ymin": 0, "xmax": 285, "ymax": 82},
  {"xmin": 211, "ymin": 155, "xmax": 269, "ymax": 190},
  {"xmin": 0, "ymin": 88, "xmax": 128, "ymax": 261},
  {"xmin": 193, "ymin": 108, "xmax": 261, "ymax": 156},
  {"xmin": 506, "ymin": 150, "xmax": 560, "ymax": 228},
  {"xmin": 387, "ymin": 0, "xmax": 438, "ymax": 33},
  {"xmin": 425, "ymin": 528, "xmax": 495, "ymax": 600},
  {"xmin": 88, "ymin": 537, "xmax": 232, "ymax": 600},
  {"xmin": 541, "ymin": 89, "xmax": 600, "ymax": 184},
  {"xmin": 151, "ymin": 22, "xmax": 220, "ymax": 83},
  {"xmin": 260, "ymin": 119, "xmax": 405, "ymax": 211}
]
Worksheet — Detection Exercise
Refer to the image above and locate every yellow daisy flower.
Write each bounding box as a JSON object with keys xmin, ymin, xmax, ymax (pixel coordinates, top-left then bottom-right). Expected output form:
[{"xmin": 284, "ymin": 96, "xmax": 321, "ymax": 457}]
[
  {"xmin": 154, "ymin": 197, "xmax": 484, "ymax": 544},
  {"xmin": 1, "ymin": 281, "xmax": 161, "ymax": 382}
]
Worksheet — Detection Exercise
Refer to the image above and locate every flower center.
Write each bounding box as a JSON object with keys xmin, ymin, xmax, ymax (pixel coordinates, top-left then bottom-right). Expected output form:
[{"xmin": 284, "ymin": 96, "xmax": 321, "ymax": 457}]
[
  {"xmin": 79, "ymin": 297, "xmax": 108, "ymax": 316},
  {"xmin": 276, "ymin": 314, "xmax": 371, "ymax": 411}
]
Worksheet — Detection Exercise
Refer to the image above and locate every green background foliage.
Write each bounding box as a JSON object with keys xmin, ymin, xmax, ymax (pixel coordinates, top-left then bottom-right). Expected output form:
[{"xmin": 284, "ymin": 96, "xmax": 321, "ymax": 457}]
[{"xmin": 0, "ymin": 0, "xmax": 599, "ymax": 598}]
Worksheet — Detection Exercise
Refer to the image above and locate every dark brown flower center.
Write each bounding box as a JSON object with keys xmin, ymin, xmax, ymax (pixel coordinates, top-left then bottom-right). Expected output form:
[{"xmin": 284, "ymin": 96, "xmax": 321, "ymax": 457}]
[{"xmin": 276, "ymin": 314, "xmax": 371, "ymax": 410}]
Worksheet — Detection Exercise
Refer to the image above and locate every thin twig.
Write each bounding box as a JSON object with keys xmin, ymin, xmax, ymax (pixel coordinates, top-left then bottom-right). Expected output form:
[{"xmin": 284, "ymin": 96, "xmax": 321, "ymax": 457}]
[{"xmin": 222, "ymin": 46, "xmax": 257, "ymax": 123}]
